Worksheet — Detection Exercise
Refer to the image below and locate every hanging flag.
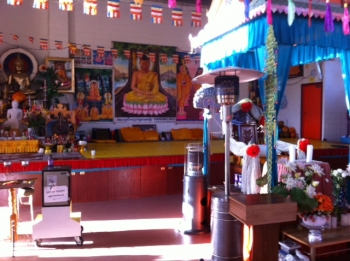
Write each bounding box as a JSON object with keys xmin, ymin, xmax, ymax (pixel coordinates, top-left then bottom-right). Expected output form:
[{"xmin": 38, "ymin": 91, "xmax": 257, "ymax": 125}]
[
  {"xmin": 196, "ymin": 0, "xmax": 201, "ymax": 14},
  {"xmin": 130, "ymin": 2, "xmax": 142, "ymax": 21},
  {"xmin": 7, "ymin": 0, "xmax": 23, "ymax": 5},
  {"xmin": 160, "ymin": 54, "xmax": 168, "ymax": 63},
  {"xmin": 194, "ymin": 56, "xmax": 200, "ymax": 64},
  {"xmin": 151, "ymin": 5, "xmax": 163, "ymax": 24},
  {"xmin": 107, "ymin": 0, "xmax": 120, "ymax": 18},
  {"xmin": 148, "ymin": 52, "xmax": 156, "ymax": 62},
  {"xmin": 59, "ymin": 0, "xmax": 73, "ymax": 11},
  {"xmin": 136, "ymin": 51, "xmax": 144, "ymax": 58},
  {"xmin": 33, "ymin": 0, "xmax": 48, "ymax": 9},
  {"xmin": 183, "ymin": 55, "xmax": 191, "ymax": 64},
  {"xmin": 191, "ymin": 12, "xmax": 201, "ymax": 27},
  {"xmin": 97, "ymin": 46, "xmax": 105, "ymax": 58},
  {"xmin": 124, "ymin": 50, "xmax": 131, "ymax": 59},
  {"xmin": 134, "ymin": 0, "xmax": 143, "ymax": 5},
  {"xmin": 172, "ymin": 54, "xmax": 179, "ymax": 64},
  {"xmin": 84, "ymin": 0, "xmax": 97, "ymax": 15},
  {"xmin": 83, "ymin": 44, "xmax": 91, "ymax": 56},
  {"xmin": 12, "ymin": 34, "xmax": 19, "ymax": 41},
  {"xmin": 168, "ymin": 0, "xmax": 176, "ymax": 9},
  {"xmin": 28, "ymin": 36, "xmax": 34, "ymax": 44},
  {"xmin": 69, "ymin": 43, "xmax": 77, "ymax": 55},
  {"xmin": 55, "ymin": 40, "xmax": 63, "ymax": 49},
  {"xmin": 111, "ymin": 48, "xmax": 118, "ymax": 58},
  {"xmin": 0, "ymin": 33, "xmax": 3, "ymax": 44},
  {"xmin": 172, "ymin": 8, "xmax": 183, "ymax": 26},
  {"xmin": 40, "ymin": 38, "xmax": 48, "ymax": 50}
]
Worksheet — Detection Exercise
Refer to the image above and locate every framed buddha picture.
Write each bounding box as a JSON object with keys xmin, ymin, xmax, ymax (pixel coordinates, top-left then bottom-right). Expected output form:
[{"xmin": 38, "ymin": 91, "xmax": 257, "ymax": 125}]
[{"xmin": 45, "ymin": 57, "xmax": 75, "ymax": 93}]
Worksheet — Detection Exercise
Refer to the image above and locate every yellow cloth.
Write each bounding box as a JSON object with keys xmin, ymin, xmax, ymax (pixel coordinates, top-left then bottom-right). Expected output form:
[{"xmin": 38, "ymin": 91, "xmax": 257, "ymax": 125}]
[
  {"xmin": 143, "ymin": 130, "xmax": 159, "ymax": 141},
  {"xmin": 190, "ymin": 128, "xmax": 203, "ymax": 140},
  {"xmin": 176, "ymin": 72, "xmax": 192, "ymax": 107},
  {"xmin": 171, "ymin": 128, "xmax": 193, "ymax": 141},
  {"xmin": 0, "ymin": 140, "xmax": 40, "ymax": 153},
  {"xmin": 124, "ymin": 72, "xmax": 166, "ymax": 104},
  {"xmin": 121, "ymin": 127, "xmax": 144, "ymax": 142}
]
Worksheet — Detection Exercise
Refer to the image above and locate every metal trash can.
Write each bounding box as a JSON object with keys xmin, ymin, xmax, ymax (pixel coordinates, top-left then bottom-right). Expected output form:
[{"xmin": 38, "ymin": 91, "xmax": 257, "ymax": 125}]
[
  {"xmin": 211, "ymin": 191, "xmax": 243, "ymax": 261},
  {"xmin": 180, "ymin": 175, "xmax": 210, "ymax": 234}
]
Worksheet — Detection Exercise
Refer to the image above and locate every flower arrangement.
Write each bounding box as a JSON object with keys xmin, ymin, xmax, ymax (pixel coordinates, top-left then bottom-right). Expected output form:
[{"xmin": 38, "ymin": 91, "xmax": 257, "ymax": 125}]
[
  {"xmin": 272, "ymin": 158, "xmax": 334, "ymax": 221},
  {"xmin": 246, "ymin": 144, "xmax": 260, "ymax": 157},
  {"xmin": 331, "ymin": 167, "xmax": 349, "ymax": 218},
  {"xmin": 22, "ymin": 106, "xmax": 49, "ymax": 129},
  {"xmin": 44, "ymin": 134, "xmax": 74, "ymax": 146}
]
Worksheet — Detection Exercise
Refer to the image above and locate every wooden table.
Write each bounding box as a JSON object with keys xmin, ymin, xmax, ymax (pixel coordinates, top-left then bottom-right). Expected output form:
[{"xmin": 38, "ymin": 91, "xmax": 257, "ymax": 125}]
[
  {"xmin": 0, "ymin": 178, "xmax": 37, "ymax": 241},
  {"xmin": 283, "ymin": 226, "xmax": 350, "ymax": 261}
]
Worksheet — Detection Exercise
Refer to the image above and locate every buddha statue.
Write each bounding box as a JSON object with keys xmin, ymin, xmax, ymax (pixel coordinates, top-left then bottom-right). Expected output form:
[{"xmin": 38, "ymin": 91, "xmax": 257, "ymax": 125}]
[
  {"xmin": 5, "ymin": 53, "xmax": 35, "ymax": 101},
  {"xmin": 3, "ymin": 100, "xmax": 23, "ymax": 130}
]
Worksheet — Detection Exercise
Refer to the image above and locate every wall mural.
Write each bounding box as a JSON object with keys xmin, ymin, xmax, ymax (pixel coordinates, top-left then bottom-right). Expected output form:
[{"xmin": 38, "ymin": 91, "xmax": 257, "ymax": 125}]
[
  {"xmin": 112, "ymin": 41, "xmax": 202, "ymax": 122},
  {"xmin": 74, "ymin": 68, "xmax": 113, "ymax": 123}
]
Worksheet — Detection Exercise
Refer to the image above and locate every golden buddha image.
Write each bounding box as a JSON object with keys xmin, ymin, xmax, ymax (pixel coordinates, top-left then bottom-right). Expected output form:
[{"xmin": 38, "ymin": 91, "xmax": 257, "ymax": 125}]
[{"xmin": 87, "ymin": 80, "xmax": 102, "ymax": 101}]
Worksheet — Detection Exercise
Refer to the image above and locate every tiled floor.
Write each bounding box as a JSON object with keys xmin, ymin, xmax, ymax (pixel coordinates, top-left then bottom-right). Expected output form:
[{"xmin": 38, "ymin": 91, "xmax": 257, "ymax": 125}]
[{"xmin": 0, "ymin": 194, "xmax": 212, "ymax": 261}]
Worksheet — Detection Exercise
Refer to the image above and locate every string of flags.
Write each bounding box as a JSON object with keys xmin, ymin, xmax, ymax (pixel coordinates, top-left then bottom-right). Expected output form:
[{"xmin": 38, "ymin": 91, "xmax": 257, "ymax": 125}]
[
  {"xmin": 6, "ymin": 0, "xmax": 201, "ymax": 27},
  {"xmin": 0, "ymin": 31, "xmax": 200, "ymax": 65}
]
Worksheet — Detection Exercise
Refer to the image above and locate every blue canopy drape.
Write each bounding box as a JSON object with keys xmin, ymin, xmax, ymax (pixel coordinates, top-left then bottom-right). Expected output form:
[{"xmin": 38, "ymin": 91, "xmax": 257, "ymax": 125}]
[{"xmin": 200, "ymin": 12, "xmax": 350, "ymax": 187}]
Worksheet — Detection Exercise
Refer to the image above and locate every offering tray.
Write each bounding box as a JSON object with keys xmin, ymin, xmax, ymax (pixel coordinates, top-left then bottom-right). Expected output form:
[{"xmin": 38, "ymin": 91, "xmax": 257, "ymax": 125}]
[{"xmin": 0, "ymin": 178, "xmax": 37, "ymax": 189}]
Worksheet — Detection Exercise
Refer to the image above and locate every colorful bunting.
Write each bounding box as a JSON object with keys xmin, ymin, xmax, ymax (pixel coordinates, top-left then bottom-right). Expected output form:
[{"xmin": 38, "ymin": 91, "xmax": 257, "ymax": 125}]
[
  {"xmin": 83, "ymin": 44, "xmax": 92, "ymax": 56},
  {"xmin": 183, "ymin": 55, "xmax": 191, "ymax": 64},
  {"xmin": 55, "ymin": 40, "xmax": 63, "ymax": 49},
  {"xmin": 172, "ymin": 54, "xmax": 179, "ymax": 63},
  {"xmin": 107, "ymin": 0, "xmax": 120, "ymax": 18},
  {"xmin": 28, "ymin": 36, "xmax": 34, "ymax": 44},
  {"xmin": 124, "ymin": 50, "xmax": 131, "ymax": 59},
  {"xmin": 191, "ymin": 12, "xmax": 201, "ymax": 27},
  {"xmin": 168, "ymin": 0, "xmax": 176, "ymax": 9},
  {"xmin": 148, "ymin": 52, "xmax": 156, "ymax": 62},
  {"xmin": 40, "ymin": 38, "xmax": 48, "ymax": 50},
  {"xmin": 33, "ymin": 0, "xmax": 48, "ymax": 9},
  {"xmin": 111, "ymin": 48, "xmax": 118, "ymax": 58},
  {"xmin": 196, "ymin": 0, "xmax": 201, "ymax": 14},
  {"xmin": 69, "ymin": 43, "xmax": 77, "ymax": 55},
  {"xmin": 134, "ymin": 0, "xmax": 143, "ymax": 5},
  {"xmin": 97, "ymin": 46, "xmax": 105, "ymax": 58},
  {"xmin": 84, "ymin": 0, "xmax": 97, "ymax": 15},
  {"xmin": 194, "ymin": 56, "xmax": 200, "ymax": 64},
  {"xmin": 343, "ymin": 3, "xmax": 350, "ymax": 35},
  {"xmin": 7, "ymin": 0, "xmax": 23, "ymax": 5},
  {"xmin": 287, "ymin": 0, "xmax": 295, "ymax": 26},
  {"xmin": 137, "ymin": 51, "xmax": 143, "ymax": 58},
  {"xmin": 59, "ymin": 0, "xmax": 74, "ymax": 11},
  {"xmin": 12, "ymin": 34, "xmax": 19, "ymax": 41},
  {"xmin": 151, "ymin": 5, "xmax": 163, "ymax": 24},
  {"xmin": 160, "ymin": 53, "xmax": 168, "ymax": 63},
  {"xmin": 172, "ymin": 8, "xmax": 183, "ymax": 26},
  {"xmin": 324, "ymin": 1, "xmax": 334, "ymax": 32},
  {"xmin": 130, "ymin": 2, "xmax": 142, "ymax": 21}
]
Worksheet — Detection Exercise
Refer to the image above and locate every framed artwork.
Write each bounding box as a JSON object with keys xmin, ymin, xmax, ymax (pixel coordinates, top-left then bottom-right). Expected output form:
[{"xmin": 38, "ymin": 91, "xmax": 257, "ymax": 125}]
[
  {"xmin": 238, "ymin": 124, "xmax": 258, "ymax": 145},
  {"xmin": 45, "ymin": 57, "xmax": 75, "ymax": 93}
]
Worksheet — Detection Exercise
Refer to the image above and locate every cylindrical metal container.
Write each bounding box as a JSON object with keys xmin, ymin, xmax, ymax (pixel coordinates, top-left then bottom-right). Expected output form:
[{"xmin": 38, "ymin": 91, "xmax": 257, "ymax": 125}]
[
  {"xmin": 214, "ymin": 75, "xmax": 239, "ymax": 105},
  {"xmin": 180, "ymin": 175, "xmax": 209, "ymax": 234},
  {"xmin": 211, "ymin": 192, "xmax": 243, "ymax": 261}
]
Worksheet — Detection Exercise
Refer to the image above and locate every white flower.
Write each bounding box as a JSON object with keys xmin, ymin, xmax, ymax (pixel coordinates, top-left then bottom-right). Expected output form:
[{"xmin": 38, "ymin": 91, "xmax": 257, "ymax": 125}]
[
  {"xmin": 332, "ymin": 170, "xmax": 339, "ymax": 176},
  {"xmin": 341, "ymin": 171, "xmax": 348, "ymax": 178},
  {"xmin": 306, "ymin": 184, "xmax": 317, "ymax": 197},
  {"xmin": 309, "ymin": 164, "xmax": 325, "ymax": 177}
]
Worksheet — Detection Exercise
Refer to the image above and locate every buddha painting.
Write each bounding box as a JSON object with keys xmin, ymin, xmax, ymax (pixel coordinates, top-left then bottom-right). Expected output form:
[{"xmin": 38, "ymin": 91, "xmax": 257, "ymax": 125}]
[{"xmin": 87, "ymin": 80, "xmax": 102, "ymax": 101}]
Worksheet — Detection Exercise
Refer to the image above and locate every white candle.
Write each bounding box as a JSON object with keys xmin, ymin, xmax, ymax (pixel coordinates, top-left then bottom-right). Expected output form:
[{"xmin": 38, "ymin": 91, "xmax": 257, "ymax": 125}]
[
  {"xmin": 331, "ymin": 216, "xmax": 338, "ymax": 228},
  {"xmin": 306, "ymin": 145, "xmax": 313, "ymax": 163},
  {"xmin": 289, "ymin": 145, "xmax": 296, "ymax": 162}
]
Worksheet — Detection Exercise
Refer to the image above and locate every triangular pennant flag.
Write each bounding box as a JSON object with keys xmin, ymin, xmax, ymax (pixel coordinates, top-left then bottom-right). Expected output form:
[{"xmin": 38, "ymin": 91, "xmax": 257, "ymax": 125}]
[
  {"xmin": 130, "ymin": 2, "xmax": 142, "ymax": 21},
  {"xmin": 194, "ymin": 56, "xmax": 200, "ymax": 64},
  {"xmin": 69, "ymin": 43, "xmax": 77, "ymax": 55},
  {"xmin": 84, "ymin": 0, "xmax": 97, "ymax": 15},
  {"xmin": 40, "ymin": 38, "xmax": 48, "ymax": 50},
  {"xmin": 12, "ymin": 34, "xmax": 19, "ymax": 41},
  {"xmin": 183, "ymin": 55, "xmax": 191, "ymax": 64},
  {"xmin": 83, "ymin": 44, "xmax": 92, "ymax": 56},
  {"xmin": 111, "ymin": 48, "xmax": 118, "ymax": 58},
  {"xmin": 172, "ymin": 54, "xmax": 179, "ymax": 63},
  {"xmin": 160, "ymin": 54, "xmax": 168, "ymax": 63},
  {"xmin": 191, "ymin": 12, "xmax": 201, "ymax": 27},
  {"xmin": 151, "ymin": 5, "xmax": 163, "ymax": 24},
  {"xmin": 7, "ymin": 0, "xmax": 23, "ymax": 5},
  {"xmin": 172, "ymin": 8, "xmax": 183, "ymax": 26},
  {"xmin": 0, "ymin": 33, "xmax": 3, "ymax": 44},
  {"xmin": 97, "ymin": 46, "xmax": 105, "ymax": 58},
  {"xmin": 33, "ymin": 0, "xmax": 48, "ymax": 9},
  {"xmin": 136, "ymin": 51, "xmax": 143, "ymax": 58},
  {"xmin": 107, "ymin": 0, "xmax": 120, "ymax": 18},
  {"xmin": 124, "ymin": 50, "xmax": 131, "ymax": 59},
  {"xmin": 148, "ymin": 52, "xmax": 156, "ymax": 62},
  {"xmin": 28, "ymin": 36, "xmax": 34, "ymax": 44},
  {"xmin": 55, "ymin": 40, "xmax": 63, "ymax": 49},
  {"xmin": 59, "ymin": 0, "xmax": 73, "ymax": 11}
]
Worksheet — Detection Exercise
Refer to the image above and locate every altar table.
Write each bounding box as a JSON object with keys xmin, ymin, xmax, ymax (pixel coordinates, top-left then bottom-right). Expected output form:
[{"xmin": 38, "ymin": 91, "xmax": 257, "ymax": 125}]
[{"xmin": 0, "ymin": 140, "xmax": 40, "ymax": 153}]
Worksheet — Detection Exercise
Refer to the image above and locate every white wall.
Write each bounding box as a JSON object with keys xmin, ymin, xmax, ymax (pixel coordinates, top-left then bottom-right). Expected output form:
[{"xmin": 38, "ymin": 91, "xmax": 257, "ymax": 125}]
[{"xmin": 278, "ymin": 60, "xmax": 347, "ymax": 142}]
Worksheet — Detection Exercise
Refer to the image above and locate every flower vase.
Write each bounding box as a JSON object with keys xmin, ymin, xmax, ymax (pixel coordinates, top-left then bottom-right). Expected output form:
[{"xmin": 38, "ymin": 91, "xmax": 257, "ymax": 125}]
[
  {"xmin": 333, "ymin": 186, "xmax": 348, "ymax": 223},
  {"xmin": 302, "ymin": 215, "xmax": 327, "ymax": 243}
]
